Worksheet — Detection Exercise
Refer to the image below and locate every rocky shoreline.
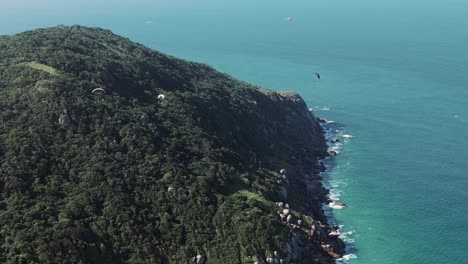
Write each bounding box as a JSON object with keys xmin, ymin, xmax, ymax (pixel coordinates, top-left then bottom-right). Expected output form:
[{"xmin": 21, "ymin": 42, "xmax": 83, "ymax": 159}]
[{"xmin": 262, "ymin": 93, "xmax": 346, "ymax": 263}]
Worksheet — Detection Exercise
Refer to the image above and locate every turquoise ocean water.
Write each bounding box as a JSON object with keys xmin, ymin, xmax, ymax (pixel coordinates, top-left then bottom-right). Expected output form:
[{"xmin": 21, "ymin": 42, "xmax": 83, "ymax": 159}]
[{"xmin": 1, "ymin": 0, "xmax": 468, "ymax": 263}]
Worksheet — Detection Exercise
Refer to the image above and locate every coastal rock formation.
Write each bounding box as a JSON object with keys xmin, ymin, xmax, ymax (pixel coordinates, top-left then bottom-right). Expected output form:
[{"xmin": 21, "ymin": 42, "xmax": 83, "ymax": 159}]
[{"xmin": 192, "ymin": 255, "xmax": 207, "ymax": 264}]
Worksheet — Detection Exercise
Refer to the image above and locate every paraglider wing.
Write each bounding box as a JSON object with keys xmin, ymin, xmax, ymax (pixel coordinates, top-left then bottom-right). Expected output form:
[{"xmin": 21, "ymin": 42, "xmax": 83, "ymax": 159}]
[
  {"xmin": 91, "ymin": 87, "xmax": 106, "ymax": 94},
  {"xmin": 314, "ymin": 72, "xmax": 321, "ymax": 79}
]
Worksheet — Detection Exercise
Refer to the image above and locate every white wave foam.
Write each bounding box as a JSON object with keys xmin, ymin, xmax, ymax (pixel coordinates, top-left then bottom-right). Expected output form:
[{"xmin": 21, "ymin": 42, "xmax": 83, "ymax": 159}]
[
  {"xmin": 340, "ymin": 231, "xmax": 353, "ymax": 237},
  {"xmin": 315, "ymin": 105, "xmax": 331, "ymax": 111},
  {"xmin": 330, "ymin": 182, "xmax": 340, "ymax": 188},
  {"xmin": 330, "ymin": 145, "xmax": 342, "ymax": 151},
  {"xmin": 338, "ymin": 254, "xmax": 357, "ymax": 261},
  {"xmin": 329, "ymin": 202, "xmax": 346, "ymax": 209},
  {"xmin": 329, "ymin": 190, "xmax": 341, "ymax": 200},
  {"xmin": 319, "ymin": 118, "xmax": 357, "ymax": 262}
]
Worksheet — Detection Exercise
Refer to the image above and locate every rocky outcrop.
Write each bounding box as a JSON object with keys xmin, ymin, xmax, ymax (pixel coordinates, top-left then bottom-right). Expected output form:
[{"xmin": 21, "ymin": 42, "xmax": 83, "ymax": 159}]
[
  {"xmin": 262, "ymin": 93, "xmax": 345, "ymax": 263},
  {"xmin": 58, "ymin": 109, "xmax": 71, "ymax": 127},
  {"xmin": 192, "ymin": 255, "xmax": 207, "ymax": 264}
]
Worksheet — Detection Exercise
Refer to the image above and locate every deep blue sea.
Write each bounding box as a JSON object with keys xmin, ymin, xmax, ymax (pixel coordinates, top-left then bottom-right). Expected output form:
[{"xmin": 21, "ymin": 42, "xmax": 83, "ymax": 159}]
[{"xmin": 2, "ymin": 0, "xmax": 468, "ymax": 263}]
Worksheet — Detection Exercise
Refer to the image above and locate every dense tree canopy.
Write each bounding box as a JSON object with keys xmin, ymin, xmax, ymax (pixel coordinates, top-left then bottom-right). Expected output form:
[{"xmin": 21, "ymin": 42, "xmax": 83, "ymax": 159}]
[{"xmin": 0, "ymin": 26, "xmax": 329, "ymax": 263}]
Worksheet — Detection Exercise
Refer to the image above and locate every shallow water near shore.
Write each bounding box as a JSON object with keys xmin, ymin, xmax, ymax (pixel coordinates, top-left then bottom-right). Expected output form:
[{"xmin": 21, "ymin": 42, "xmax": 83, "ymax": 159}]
[{"xmin": 2, "ymin": 0, "xmax": 468, "ymax": 263}]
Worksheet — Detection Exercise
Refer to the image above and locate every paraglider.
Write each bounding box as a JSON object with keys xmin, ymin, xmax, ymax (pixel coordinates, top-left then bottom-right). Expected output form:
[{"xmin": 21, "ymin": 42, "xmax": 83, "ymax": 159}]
[
  {"xmin": 91, "ymin": 87, "xmax": 106, "ymax": 95},
  {"xmin": 285, "ymin": 17, "xmax": 293, "ymax": 22},
  {"xmin": 158, "ymin": 94, "xmax": 165, "ymax": 100},
  {"xmin": 314, "ymin": 72, "xmax": 321, "ymax": 79}
]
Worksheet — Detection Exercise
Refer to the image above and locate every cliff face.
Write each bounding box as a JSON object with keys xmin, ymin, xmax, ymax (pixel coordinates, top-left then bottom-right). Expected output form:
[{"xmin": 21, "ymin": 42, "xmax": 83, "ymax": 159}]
[{"xmin": 0, "ymin": 26, "xmax": 343, "ymax": 263}]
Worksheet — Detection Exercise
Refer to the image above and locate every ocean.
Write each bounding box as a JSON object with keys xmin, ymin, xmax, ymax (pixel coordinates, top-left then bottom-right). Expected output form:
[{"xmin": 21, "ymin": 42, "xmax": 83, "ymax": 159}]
[{"xmin": 1, "ymin": 0, "xmax": 468, "ymax": 263}]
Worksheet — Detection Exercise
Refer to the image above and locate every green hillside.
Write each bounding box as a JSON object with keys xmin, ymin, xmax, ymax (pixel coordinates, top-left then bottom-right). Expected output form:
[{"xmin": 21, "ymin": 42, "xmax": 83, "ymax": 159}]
[{"xmin": 0, "ymin": 26, "xmax": 342, "ymax": 263}]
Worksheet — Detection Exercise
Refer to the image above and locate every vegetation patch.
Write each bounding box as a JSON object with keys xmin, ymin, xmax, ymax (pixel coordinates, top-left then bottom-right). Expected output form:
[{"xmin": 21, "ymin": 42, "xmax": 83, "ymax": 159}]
[
  {"xmin": 24, "ymin": 61, "xmax": 58, "ymax": 75},
  {"xmin": 34, "ymin": 80, "xmax": 52, "ymax": 93}
]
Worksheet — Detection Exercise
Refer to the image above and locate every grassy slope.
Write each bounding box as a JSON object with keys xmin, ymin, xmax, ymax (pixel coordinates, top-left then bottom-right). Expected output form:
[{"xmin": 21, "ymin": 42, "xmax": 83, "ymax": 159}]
[{"xmin": 24, "ymin": 62, "xmax": 58, "ymax": 75}]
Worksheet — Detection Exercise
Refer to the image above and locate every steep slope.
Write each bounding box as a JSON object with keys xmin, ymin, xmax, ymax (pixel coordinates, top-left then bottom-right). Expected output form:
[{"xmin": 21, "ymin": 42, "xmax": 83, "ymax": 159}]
[{"xmin": 0, "ymin": 26, "xmax": 343, "ymax": 263}]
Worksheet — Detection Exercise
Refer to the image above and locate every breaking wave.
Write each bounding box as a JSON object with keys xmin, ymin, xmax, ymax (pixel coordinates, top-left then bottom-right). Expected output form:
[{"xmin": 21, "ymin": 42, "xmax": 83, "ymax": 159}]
[
  {"xmin": 317, "ymin": 116, "xmax": 357, "ymax": 262},
  {"xmin": 338, "ymin": 254, "xmax": 358, "ymax": 262}
]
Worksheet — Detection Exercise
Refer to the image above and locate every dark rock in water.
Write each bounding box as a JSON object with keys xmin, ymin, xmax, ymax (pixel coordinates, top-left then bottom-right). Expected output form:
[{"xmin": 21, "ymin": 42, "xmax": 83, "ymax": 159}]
[
  {"xmin": 321, "ymin": 243, "xmax": 344, "ymax": 259},
  {"xmin": 318, "ymin": 118, "xmax": 328, "ymax": 123},
  {"xmin": 317, "ymin": 162, "xmax": 326, "ymax": 172}
]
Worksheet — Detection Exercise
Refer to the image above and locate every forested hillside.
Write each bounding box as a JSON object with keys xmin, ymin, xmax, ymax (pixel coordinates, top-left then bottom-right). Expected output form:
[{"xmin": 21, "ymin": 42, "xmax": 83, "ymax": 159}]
[{"xmin": 0, "ymin": 26, "xmax": 341, "ymax": 263}]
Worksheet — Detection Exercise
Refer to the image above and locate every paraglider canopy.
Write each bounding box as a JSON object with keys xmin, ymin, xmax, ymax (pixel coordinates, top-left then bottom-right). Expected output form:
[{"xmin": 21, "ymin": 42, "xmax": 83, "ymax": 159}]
[
  {"xmin": 91, "ymin": 87, "xmax": 106, "ymax": 95},
  {"xmin": 314, "ymin": 72, "xmax": 321, "ymax": 79},
  {"xmin": 157, "ymin": 94, "xmax": 165, "ymax": 100}
]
